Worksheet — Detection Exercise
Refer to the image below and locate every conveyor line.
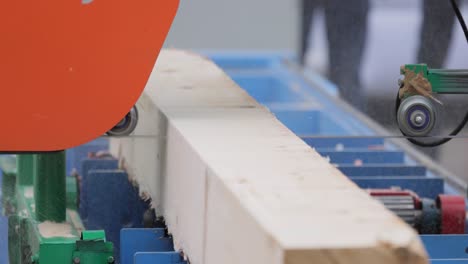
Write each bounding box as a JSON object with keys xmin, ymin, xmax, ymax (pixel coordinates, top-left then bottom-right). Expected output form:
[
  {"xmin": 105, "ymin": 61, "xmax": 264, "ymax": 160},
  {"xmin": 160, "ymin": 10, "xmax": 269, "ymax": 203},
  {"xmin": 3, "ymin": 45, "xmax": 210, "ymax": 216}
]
[
  {"xmin": 3, "ymin": 52, "xmax": 468, "ymax": 264},
  {"xmin": 62, "ymin": 53, "xmax": 467, "ymax": 263},
  {"xmin": 206, "ymin": 52, "xmax": 468, "ymax": 263}
]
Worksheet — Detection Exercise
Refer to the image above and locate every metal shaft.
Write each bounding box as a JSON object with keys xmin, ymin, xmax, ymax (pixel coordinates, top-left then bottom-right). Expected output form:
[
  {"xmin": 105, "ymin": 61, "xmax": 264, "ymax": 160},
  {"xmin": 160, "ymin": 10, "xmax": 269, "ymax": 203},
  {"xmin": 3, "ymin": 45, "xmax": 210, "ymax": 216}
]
[
  {"xmin": 373, "ymin": 195, "xmax": 417, "ymax": 227},
  {"xmin": 17, "ymin": 154, "xmax": 34, "ymax": 186},
  {"xmin": 34, "ymin": 151, "xmax": 66, "ymax": 222}
]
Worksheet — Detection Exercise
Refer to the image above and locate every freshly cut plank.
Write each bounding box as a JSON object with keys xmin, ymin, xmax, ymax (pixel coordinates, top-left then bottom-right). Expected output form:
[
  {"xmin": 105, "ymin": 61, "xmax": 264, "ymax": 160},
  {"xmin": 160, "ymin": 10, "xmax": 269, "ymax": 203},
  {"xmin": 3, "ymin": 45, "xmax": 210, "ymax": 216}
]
[{"xmin": 110, "ymin": 50, "xmax": 427, "ymax": 264}]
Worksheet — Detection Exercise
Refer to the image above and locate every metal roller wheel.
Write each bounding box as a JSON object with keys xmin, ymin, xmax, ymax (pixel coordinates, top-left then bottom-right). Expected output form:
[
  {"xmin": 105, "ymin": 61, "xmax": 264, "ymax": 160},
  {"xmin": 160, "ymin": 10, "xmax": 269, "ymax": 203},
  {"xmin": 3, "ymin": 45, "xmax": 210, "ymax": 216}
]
[
  {"xmin": 397, "ymin": 95, "xmax": 436, "ymax": 137},
  {"xmin": 106, "ymin": 106, "xmax": 139, "ymax": 136}
]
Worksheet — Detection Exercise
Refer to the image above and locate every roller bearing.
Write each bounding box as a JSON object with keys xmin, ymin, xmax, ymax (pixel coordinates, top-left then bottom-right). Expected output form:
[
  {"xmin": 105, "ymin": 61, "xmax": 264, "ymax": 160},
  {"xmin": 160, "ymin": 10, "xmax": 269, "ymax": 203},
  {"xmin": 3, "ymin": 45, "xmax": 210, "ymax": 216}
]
[
  {"xmin": 397, "ymin": 95, "xmax": 436, "ymax": 137},
  {"xmin": 106, "ymin": 106, "xmax": 139, "ymax": 136}
]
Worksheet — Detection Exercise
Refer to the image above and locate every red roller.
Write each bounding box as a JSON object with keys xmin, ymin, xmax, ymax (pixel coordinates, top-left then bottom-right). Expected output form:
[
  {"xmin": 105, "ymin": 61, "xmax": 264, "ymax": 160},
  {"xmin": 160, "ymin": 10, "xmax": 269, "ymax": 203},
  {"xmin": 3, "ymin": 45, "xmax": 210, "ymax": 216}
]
[{"xmin": 438, "ymin": 195, "xmax": 466, "ymax": 234}]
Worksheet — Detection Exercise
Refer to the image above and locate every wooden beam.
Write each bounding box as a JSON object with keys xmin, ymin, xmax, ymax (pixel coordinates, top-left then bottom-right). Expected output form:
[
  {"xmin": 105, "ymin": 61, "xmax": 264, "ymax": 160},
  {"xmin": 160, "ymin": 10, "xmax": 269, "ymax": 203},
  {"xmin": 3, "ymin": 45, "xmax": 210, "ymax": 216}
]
[{"xmin": 110, "ymin": 50, "xmax": 427, "ymax": 264}]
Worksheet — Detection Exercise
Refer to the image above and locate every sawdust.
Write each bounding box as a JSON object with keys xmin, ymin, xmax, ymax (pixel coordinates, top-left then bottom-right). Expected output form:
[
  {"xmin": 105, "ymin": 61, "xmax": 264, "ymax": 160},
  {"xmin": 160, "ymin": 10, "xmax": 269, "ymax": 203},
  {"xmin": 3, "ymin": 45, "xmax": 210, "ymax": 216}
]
[
  {"xmin": 24, "ymin": 187, "xmax": 34, "ymax": 199},
  {"xmin": 38, "ymin": 221, "xmax": 77, "ymax": 238},
  {"xmin": 67, "ymin": 210, "xmax": 84, "ymax": 234},
  {"xmin": 18, "ymin": 209, "xmax": 27, "ymax": 218},
  {"xmin": 399, "ymin": 66, "xmax": 442, "ymax": 105}
]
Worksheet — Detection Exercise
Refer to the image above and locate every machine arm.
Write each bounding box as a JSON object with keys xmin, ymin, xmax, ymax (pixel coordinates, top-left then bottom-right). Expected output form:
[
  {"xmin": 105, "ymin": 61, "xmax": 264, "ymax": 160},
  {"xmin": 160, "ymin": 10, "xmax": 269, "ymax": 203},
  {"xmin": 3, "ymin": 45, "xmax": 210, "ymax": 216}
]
[{"xmin": 395, "ymin": 0, "xmax": 468, "ymax": 146}]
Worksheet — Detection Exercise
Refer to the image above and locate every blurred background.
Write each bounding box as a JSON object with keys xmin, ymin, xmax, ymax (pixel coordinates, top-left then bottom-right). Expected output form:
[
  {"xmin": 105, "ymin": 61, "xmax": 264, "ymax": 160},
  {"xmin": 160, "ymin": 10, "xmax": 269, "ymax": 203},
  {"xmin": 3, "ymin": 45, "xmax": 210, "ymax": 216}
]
[{"xmin": 163, "ymin": 0, "xmax": 468, "ymax": 183}]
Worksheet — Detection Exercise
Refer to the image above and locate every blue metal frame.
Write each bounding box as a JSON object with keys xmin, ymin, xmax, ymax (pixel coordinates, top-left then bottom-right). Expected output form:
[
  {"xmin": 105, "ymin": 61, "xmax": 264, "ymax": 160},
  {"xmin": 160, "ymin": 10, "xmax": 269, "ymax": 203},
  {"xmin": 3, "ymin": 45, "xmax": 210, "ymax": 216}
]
[
  {"xmin": 421, "ymin": 235, "xmax": 468, "ymax": 260},
  {"xmin": 318, "ymin": 150, "xmax": 405, "ymax": 164},
  {"xmin": 80, "ymin": 159, "xmax": 153, "ymax": 263},
  {"xmin": 134, "ymin": 252, "xmax": 186, "ymax": 264},
  {"xmin": 352, "ymin": 177, "xmax": 444, "ymax": 198},
  {"xmin": 79, "ymin": 158, "xmax": 118, "ymax": 221},
  {"xmin": 66, "ymin": 137, "xmax": 109, "ymax": 175},
  {"xmin": 120, "ymin": 228, "xmax": 184, "ymax": 264},
  {"xmin": 86, "ymin": 170, "xmax": 130, "ymax": 259}
]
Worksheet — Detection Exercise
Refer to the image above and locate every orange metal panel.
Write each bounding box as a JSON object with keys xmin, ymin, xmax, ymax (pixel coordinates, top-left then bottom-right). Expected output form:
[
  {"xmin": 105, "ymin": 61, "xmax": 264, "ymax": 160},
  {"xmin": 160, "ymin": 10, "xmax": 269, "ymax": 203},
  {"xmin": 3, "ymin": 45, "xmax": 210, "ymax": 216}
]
[{"xmin": 0, "ymin": 0, "xmax": 179, "ymax": 151}]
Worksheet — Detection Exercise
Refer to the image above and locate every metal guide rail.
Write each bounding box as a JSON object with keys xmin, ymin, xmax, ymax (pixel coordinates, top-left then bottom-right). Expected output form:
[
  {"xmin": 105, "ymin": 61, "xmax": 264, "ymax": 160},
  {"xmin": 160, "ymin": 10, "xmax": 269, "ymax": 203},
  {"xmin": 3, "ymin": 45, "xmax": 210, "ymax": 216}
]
[{"xmin": 1, "ymin": 52, "xmax": 468, "ymax": 263}]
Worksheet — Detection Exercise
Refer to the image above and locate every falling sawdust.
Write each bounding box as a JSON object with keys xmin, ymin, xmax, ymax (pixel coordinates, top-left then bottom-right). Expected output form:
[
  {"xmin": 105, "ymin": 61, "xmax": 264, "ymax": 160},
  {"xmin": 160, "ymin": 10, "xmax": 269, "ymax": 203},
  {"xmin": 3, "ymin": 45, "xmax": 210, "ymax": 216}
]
[
  {"xmin": 24, "ymin": 187, "xmax": 34, "ymax": 199},
  {"xmin": 399, "ymin": 66, "xmax": 443, "ymax": 105},
  {"xmin": 38, "ymin": 221, "xmax": 77, "ymax": 238}
]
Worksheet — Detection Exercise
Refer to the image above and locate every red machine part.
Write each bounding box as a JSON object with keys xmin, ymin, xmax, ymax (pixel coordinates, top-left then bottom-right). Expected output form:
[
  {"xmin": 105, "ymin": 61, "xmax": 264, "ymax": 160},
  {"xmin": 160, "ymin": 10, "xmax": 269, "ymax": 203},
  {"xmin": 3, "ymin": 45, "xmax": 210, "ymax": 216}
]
[
  {"xmin": 438, "ymin": 195, "xmax": 466, "ymax": 234},
  {"xmin": 369, "ymin": 189, "xmax": 466, "ymax": 234}
]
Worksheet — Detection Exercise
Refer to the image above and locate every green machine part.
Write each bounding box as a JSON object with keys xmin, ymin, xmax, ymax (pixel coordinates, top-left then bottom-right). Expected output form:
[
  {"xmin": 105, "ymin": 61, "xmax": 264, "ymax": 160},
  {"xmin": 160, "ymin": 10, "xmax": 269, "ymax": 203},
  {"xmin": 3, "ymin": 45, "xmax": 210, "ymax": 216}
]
[
  {"xmin": 402, "ymin": 64, "xmax": 468, "ymax": 94},
  {"xmin": 4, "ymin": 152, "xmax": 114, "ymax": 264},
  {"xmin": 34, "ymin": 152, "xmax": 66, "ymax": 222}
]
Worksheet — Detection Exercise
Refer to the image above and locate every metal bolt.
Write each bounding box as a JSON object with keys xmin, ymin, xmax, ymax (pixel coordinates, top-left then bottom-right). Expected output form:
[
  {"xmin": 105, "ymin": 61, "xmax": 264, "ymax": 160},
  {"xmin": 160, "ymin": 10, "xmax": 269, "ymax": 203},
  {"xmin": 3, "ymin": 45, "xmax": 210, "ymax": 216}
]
[
  {"xmin": 414, "ymin": 115, "xmax": 423, "ymax": 125},
  {"xmin": 73, "ymin": 257, "xmax": 81, "ymax": 264},
  {"xmin": 107, "ymin": 256, "xmax": 115, "ymax": 263}
]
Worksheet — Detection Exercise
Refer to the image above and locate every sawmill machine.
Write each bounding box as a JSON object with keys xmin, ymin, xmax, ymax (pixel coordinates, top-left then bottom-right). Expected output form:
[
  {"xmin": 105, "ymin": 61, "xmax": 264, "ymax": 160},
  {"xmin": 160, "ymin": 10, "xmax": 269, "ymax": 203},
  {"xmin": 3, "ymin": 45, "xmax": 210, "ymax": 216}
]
[{"xmin": 1, "ymin": 0, "xmax": 468, "ymax": 263}]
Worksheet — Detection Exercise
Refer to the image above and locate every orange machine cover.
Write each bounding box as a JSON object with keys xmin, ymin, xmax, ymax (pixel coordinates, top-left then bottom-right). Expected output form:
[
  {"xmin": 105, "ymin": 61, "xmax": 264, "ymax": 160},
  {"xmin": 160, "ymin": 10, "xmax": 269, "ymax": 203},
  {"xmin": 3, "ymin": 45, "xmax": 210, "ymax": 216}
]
[{"xmin": 0, "ymin": 0, "xmax": 179, "ymax": 151}]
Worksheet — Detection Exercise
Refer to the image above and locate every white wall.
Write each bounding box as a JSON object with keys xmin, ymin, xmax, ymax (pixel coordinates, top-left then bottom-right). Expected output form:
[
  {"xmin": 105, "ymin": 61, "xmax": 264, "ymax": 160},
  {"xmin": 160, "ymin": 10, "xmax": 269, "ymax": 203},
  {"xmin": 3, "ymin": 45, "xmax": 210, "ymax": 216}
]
[{"xmin": 163, "ymin": 0, "xmax": 299, "ymax": 51}]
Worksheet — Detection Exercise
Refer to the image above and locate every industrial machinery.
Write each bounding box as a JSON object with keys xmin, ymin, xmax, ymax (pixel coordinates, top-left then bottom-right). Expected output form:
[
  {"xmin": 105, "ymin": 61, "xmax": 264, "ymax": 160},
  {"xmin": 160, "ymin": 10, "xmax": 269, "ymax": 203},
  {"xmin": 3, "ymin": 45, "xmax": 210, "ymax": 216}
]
[
  {"xmin": 0, "ymin": 1, "xmax": 180, "ymax": 263},
  {"xmin": 210, "ymin": 52, "xmax": 468, "ymax": 262},
  {"xmin": 369, "ymin": 189, "xmax": 466, "ymax": 234},
  {"xmin": 3, "ymin": 152, "xmax": 116, "ymax": 264},
  {"xmin": 396, "ymin": 0, "xmax": 468, "ymax": 147},
  {"xmin": 2, "ymin": 51, "xmax": 468, "ymax": 263},
  {"xmin": 106, "ymin": 106, "xmax": 140, "ymax": 137},
  {"xmin": 396, "ymin": 64, "xmax": 468, "ymax": 139},
  {"xmin": 1, "ymin": 0, "xmax": 468, "ymax": 264}
]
